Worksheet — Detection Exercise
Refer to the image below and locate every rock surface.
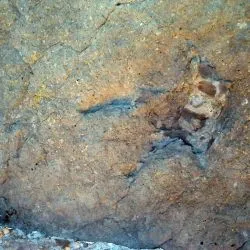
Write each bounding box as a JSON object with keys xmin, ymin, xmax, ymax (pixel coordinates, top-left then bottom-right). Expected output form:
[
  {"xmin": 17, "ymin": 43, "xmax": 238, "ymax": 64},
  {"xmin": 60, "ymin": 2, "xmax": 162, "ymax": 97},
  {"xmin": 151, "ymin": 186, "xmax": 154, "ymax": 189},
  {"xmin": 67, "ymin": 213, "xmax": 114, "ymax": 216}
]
[
  {"xmin": 0, "ymin": 0, "xmax": 249, "ymax": 249},
  {"xmin": 0, "ymin": 226, "xmax": 157, "ymax": 250}
]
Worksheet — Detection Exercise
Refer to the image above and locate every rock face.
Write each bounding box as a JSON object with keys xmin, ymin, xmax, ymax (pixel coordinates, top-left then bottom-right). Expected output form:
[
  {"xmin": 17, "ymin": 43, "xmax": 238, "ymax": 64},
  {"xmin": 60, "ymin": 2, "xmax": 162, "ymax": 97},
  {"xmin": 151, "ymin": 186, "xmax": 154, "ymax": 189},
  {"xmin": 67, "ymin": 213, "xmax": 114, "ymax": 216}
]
[{"xmin": 0, "ymin": 0, "xmax": 249, "ymax": 249}]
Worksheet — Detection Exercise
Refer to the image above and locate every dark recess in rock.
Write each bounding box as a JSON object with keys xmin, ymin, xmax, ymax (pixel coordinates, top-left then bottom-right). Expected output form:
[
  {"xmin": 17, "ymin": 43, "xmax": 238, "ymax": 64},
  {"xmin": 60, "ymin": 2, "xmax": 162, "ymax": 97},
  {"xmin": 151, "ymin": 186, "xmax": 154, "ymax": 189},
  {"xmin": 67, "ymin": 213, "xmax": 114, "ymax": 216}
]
[{"xmin": 0, "ymin": 197, "xmax": 17, "ymax": 224}]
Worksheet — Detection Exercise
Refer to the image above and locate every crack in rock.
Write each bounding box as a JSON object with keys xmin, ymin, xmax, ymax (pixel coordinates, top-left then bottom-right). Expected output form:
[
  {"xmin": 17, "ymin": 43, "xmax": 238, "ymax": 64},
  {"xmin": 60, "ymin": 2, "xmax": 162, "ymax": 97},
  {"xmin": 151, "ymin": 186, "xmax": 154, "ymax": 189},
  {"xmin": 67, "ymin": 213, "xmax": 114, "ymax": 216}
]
[
  {"xmin": 164, "ymin": 56, "xmax": 230, "ymax": 167},
  {"xmin": 75, "ymin": 0, "xmax": 152, "ymax": 54},
  {"xmin": 137, "ymin": 52, "xmax": 233, "ymax": 171},
  {"xmin": 76, "ymin": 6, "xmax": 117, "ymax": 54},
  {"xmin": 116, "ymin": 0, "xmax": 149, "ymax": 6}
]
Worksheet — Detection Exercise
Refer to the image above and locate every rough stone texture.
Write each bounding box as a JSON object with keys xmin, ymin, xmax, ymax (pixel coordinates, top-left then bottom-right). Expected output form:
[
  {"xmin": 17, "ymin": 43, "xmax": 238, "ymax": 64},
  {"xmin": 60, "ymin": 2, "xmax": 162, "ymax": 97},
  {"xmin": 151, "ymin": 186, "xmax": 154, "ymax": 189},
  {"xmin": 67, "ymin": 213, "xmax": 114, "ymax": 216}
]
[
  {"xmin": 0, "ymin": 0, "xmax": 249, "ymax": 249},
  {"xmin": 0, "ymin": 226, "xmax": 156, "ymax": 250}
]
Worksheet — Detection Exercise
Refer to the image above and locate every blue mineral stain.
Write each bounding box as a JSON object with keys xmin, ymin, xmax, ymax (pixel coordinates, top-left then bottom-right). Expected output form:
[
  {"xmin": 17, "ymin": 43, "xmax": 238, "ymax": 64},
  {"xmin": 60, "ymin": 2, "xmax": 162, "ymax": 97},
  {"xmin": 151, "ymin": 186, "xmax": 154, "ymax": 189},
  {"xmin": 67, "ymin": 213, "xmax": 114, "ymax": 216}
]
[
  {"xmin": 80, "ymin": 98, "xmax": 134, "ymax": 116},
  {"xmin": 138, "ymin": 87, "xmax": 166, "ymax": 95},
  {"xmin": 149, "ymin": 138, "xmax": 179, "ymax": 153},
  {"xmin": 4, "ymin": 120, "xmax": 22, "ymax": 133}
]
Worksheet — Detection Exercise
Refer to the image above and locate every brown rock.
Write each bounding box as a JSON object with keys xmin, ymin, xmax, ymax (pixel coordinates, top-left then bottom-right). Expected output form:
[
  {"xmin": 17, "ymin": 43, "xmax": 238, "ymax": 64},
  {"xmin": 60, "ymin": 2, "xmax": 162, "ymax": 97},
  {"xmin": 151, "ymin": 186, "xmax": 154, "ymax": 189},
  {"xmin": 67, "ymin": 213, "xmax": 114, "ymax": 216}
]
[
  {"xmin": 0, "ymin": 0, "xmax": 249, "ymax": 249},
  {"xmin": 197, "ymin": 81, "xmax": 217, "ymax": 96}
]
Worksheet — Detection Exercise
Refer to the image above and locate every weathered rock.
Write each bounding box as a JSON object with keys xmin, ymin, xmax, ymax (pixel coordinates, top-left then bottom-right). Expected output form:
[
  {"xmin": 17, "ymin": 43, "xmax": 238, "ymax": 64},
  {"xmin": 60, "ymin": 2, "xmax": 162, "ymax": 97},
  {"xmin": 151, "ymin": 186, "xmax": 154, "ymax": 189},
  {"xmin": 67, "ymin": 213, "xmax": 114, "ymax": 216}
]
[
  {"xmin": 0, "ymin": 226, "xmax": 157, "ymax": 250},
  {"xmin": 0, "ymin": 0, "xmax": 249, "ymax": 249}
]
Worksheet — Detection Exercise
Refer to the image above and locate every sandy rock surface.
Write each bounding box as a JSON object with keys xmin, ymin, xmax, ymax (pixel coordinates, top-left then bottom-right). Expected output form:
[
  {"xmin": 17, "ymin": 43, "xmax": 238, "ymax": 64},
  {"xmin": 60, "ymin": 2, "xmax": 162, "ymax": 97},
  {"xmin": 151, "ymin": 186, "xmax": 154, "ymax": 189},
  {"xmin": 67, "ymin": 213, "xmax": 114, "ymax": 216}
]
[{"xmin": 0, "ymin": 0, "xmax": 249, "ymax": 249}]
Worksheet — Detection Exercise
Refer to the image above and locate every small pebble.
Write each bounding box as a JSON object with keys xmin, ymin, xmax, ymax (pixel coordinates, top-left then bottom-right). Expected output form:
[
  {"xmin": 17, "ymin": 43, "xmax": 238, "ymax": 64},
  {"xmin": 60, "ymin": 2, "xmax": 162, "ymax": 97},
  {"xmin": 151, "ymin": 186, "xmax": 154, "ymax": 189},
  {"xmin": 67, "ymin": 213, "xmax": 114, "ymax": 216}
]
[
  {"xmin": 27, "ymin": 231, "xmax": 44, "ymax": 240},
  {"xmin": 237, "ymin": 22, "xmax": 247, "ymax": 29},
  {"xmin": 241, "ymin": 98, "xmax": 248, "ymax": 106},
  {"xmin": 0, "ymin": 227, "xmax": 11, "ymax": 238},
  {"xmin": 3, "ymin": 228, "xmax": 10, "ymax": 235}
]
